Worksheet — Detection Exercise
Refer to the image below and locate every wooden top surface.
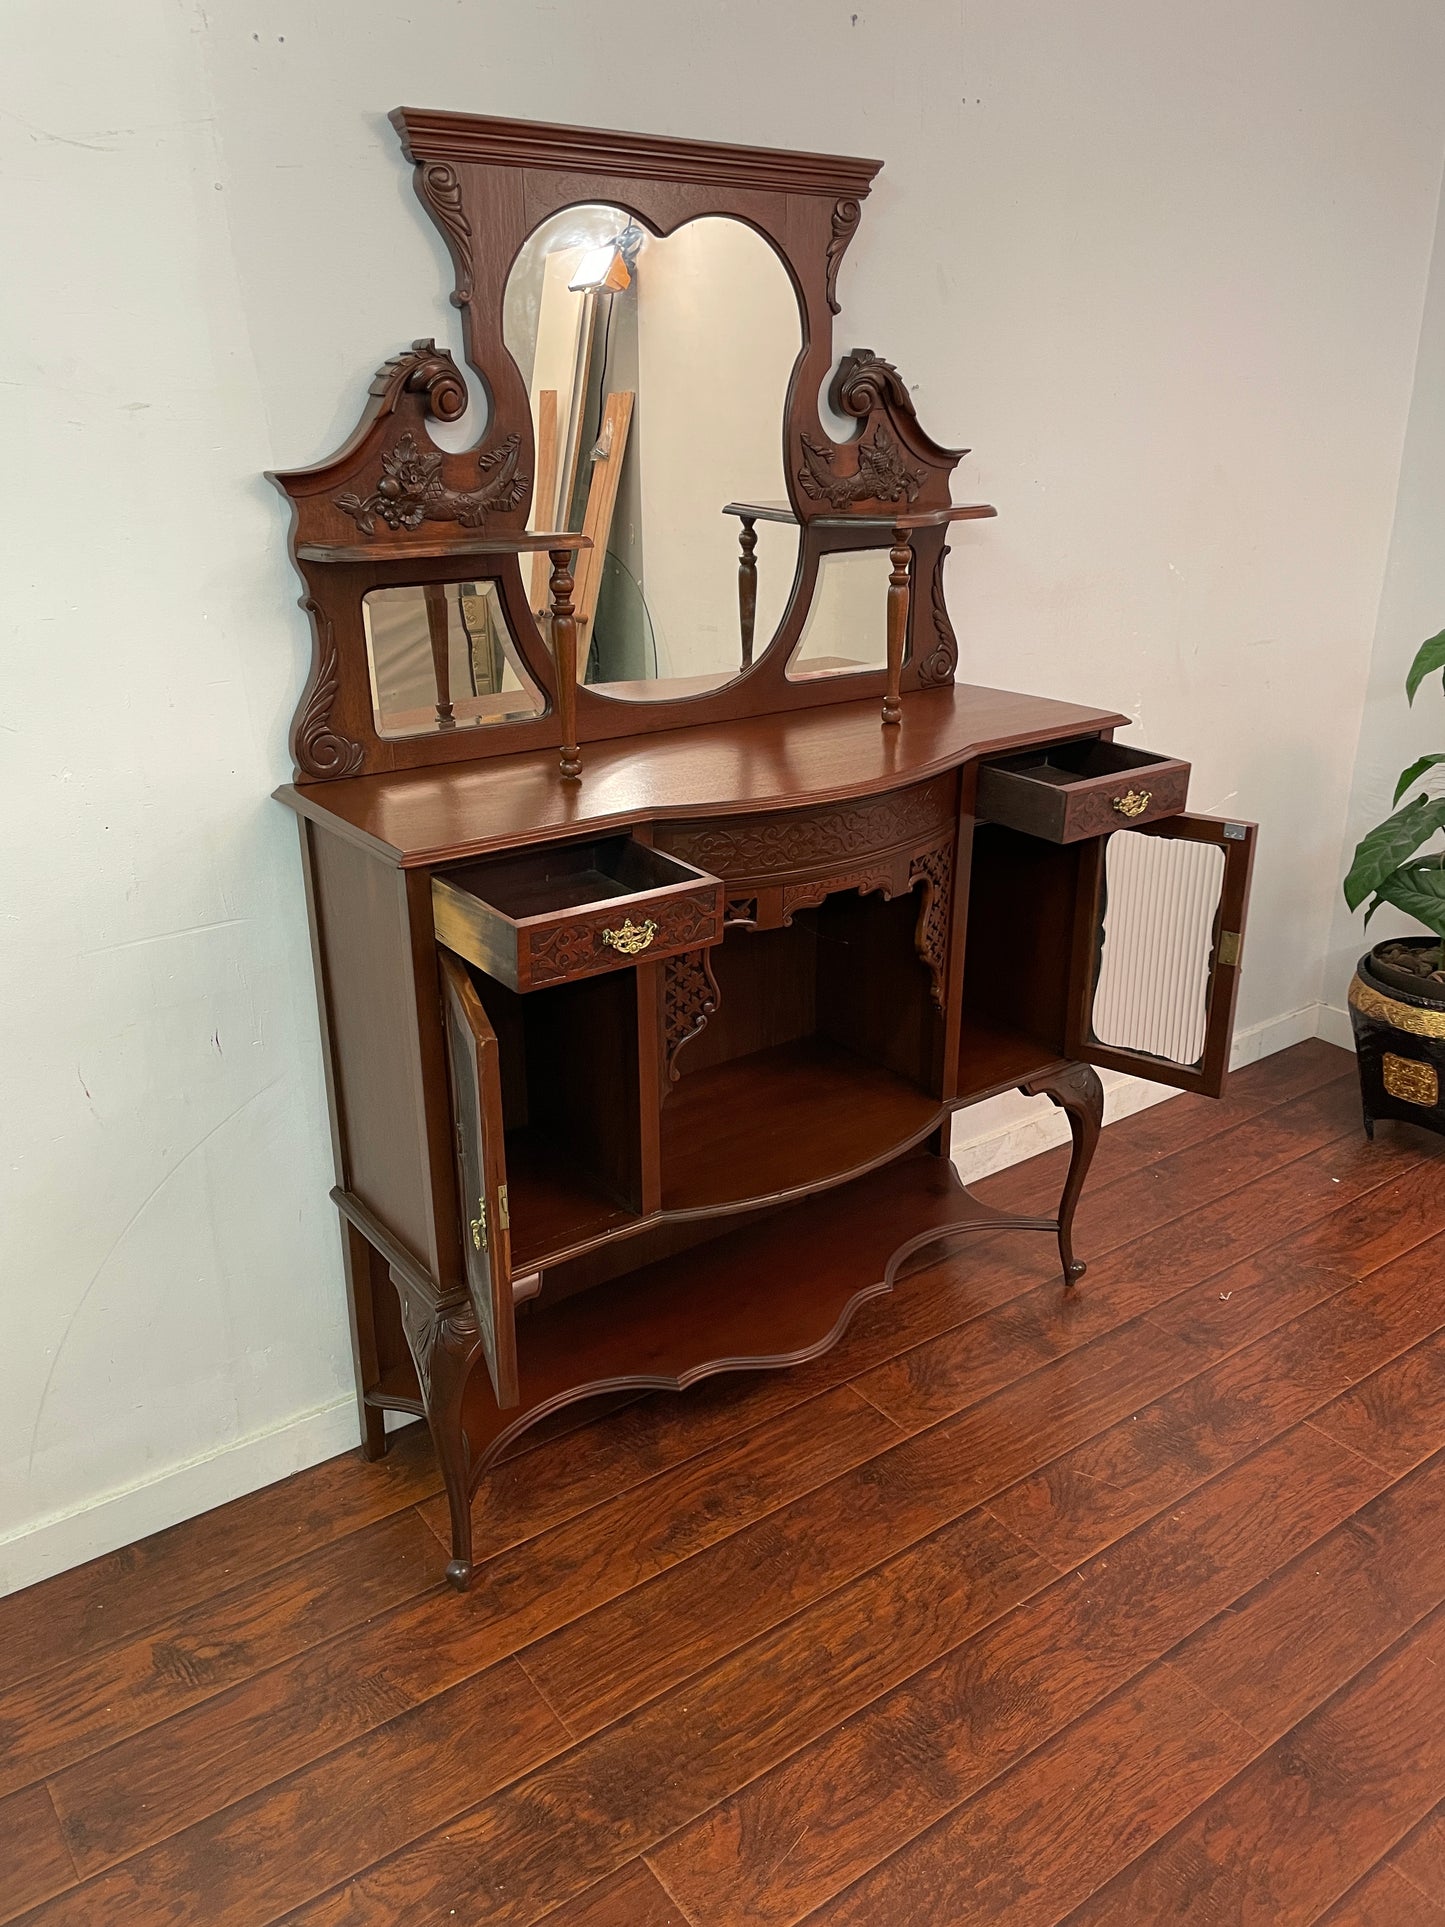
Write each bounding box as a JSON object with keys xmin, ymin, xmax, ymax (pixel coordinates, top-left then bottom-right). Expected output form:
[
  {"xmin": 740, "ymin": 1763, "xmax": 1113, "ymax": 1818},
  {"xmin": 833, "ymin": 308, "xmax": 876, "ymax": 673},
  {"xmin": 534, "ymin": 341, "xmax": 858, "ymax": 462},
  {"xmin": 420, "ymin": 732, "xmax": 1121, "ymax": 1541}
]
[{"xmin": 276, "ymin": 683, "xmax": 1128, "ymax": 869}]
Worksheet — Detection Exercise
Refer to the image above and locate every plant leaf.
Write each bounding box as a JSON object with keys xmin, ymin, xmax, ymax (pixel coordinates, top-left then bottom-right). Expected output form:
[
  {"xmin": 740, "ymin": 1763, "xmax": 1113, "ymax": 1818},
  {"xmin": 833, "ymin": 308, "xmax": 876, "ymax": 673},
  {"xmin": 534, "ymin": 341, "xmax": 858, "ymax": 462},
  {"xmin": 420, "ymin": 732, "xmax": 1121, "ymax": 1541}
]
[
  {"xmin": 1405, "ymin": 627, "xmax": 1445, "ymax": 705},
  {"xmin": 1343, "ymin": 794, "xmax": 1445, "ymax": 912},
  {"xmin": 1370, "ymin": 857, "xmax": 1445, "ymax": 939},
  {"xmin": 1392, "ymin": 753, "xmax": 1445, "ymax": 805}
]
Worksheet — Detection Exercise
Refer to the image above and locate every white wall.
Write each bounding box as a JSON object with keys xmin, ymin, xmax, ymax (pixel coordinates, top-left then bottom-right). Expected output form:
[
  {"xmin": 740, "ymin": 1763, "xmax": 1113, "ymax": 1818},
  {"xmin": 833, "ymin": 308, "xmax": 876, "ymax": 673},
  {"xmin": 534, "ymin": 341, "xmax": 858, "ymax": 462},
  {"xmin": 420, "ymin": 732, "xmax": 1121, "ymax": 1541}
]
[
  {"xmin": 4, "ymin": 0, "xmax": 1444, "ymax": 1590},
  {"xmin": 1323, "ymin": 168, "xmax": 1445, "ymax": 1038}
]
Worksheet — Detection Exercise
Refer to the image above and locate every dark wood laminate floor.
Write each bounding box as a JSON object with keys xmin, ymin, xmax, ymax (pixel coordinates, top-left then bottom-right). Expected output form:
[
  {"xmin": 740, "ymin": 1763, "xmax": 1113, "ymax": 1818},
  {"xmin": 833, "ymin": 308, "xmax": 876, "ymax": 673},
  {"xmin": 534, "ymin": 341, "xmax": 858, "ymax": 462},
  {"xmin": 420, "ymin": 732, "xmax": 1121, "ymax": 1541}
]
[{"xmin": 5, "ymin": 1039, "xmax": 1445, "ymax": 1926}]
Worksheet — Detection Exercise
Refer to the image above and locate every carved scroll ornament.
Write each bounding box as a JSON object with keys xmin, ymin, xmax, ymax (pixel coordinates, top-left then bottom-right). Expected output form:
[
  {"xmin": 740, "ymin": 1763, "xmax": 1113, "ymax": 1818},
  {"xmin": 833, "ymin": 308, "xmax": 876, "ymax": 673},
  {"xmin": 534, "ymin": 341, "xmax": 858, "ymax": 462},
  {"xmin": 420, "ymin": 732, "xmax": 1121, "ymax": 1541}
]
[{"xmin": 294, "ymin": 605, "xmax": 364, "ymax": 779}]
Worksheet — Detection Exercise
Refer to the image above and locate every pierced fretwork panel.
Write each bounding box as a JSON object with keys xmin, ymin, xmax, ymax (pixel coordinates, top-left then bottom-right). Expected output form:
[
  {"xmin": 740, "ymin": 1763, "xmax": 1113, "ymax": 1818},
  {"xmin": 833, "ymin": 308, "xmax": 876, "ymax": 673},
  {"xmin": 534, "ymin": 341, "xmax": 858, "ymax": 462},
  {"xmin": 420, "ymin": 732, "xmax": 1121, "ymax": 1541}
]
[{"xmin": 1090, "ymin": 829, "xmax": 1226, "ymax": 1070}]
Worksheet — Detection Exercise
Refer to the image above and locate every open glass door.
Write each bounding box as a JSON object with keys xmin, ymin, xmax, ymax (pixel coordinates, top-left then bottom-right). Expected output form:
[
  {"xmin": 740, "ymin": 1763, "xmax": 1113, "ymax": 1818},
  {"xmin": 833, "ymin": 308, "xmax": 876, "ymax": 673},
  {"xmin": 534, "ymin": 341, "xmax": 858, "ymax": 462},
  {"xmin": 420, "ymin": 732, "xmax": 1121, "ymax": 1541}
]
[
  {"xmin": 440, "ymin": 954, "xmax": 520, "ymax": 1408},
  {"xmin": 1067, "ymin": 814, "xmax": 1257, "ymax": 1098}
]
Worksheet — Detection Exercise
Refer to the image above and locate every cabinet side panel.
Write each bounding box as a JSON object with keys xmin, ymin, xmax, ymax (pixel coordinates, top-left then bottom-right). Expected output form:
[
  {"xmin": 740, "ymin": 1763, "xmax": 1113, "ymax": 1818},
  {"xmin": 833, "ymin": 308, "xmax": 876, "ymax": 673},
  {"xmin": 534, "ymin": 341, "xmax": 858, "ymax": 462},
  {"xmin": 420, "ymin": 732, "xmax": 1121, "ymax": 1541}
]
[{"xmin": 309, "ymin": 827, "xmax": 434, "ymax": 1264}]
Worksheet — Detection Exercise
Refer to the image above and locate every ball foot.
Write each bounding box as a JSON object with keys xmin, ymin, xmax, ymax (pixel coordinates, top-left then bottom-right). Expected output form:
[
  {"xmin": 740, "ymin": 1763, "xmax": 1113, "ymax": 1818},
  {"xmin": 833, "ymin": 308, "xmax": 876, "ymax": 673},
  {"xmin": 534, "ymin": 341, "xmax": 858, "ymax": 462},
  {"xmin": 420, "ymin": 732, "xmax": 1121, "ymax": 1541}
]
[{"xmin": 444, "ymin": 1558, "xmax": 475, "ymax": 1592}]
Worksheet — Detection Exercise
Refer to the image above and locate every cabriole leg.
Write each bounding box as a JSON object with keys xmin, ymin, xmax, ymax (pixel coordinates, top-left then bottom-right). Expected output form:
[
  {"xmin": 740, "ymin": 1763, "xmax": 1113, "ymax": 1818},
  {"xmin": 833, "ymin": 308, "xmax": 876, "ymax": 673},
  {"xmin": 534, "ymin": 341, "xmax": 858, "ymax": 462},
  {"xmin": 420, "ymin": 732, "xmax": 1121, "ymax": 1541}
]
[
  {"xmin": 1021, "ymin": 1062, "xmax": 1104, "ymax": 1285},
  {"xmin": 390, "ymin": 1269, "xmax": 485, "ymax": 1590}
]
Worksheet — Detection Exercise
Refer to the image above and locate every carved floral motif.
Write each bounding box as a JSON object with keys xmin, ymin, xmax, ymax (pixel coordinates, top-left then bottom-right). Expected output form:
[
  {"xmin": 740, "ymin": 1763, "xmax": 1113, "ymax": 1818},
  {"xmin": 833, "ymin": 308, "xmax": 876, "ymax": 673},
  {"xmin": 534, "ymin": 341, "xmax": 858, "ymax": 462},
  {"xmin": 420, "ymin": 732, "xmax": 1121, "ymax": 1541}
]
[
  {"xmin": 335, "ymin": 431, "xmax": 528, "ymax": 535},
  {"xmin": 797, "ymin": 422, "xmax": 924, "ymax": 511}
]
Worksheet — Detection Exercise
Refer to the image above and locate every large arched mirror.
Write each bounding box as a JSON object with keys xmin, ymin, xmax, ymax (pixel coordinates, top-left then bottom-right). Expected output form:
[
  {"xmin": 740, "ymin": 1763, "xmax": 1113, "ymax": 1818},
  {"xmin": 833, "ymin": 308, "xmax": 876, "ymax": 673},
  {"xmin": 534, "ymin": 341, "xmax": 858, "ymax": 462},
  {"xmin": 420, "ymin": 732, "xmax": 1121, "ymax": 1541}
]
[{"xmin": 503, "ymin": 205, "xmax": 802, "ymax": 701}]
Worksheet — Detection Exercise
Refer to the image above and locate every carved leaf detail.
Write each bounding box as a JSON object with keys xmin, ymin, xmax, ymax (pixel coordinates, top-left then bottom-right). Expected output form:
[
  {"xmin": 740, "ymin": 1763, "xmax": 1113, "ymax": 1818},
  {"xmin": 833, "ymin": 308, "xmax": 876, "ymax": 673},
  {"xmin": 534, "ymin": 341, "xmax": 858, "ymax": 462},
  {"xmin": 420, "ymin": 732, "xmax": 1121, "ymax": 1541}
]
[
  {"xmin": 917, "ymin": 542, "xmax": 958, "ymax": 687},
  {"xmin": 295, "ymin": 606, "xmax": 364, "ymax": 779},
  {"xmin": 825, "ymin": 198, "xmax": 862, "ymax": 315}
]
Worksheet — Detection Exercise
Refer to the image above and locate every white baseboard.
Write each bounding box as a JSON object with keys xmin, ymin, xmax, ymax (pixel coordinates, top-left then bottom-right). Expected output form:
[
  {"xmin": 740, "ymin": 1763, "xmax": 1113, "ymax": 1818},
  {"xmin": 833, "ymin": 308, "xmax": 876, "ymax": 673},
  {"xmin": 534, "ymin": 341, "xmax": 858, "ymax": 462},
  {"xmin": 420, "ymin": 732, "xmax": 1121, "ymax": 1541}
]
[
  {"xmin": 2, "ymin": 1001, "xmax": 1342, "ymax": 1598},
  {"xmin": 0, "ymin": 1395, "xmax": 359, "ymax": 1598},
  {"xmin": 1316, "ymin": 1002, "xmax": 1354, "ymax": 1050},
  {"xmin": 949, "ymin": 1002, "xmax": 1326, "ymax": 1184}
]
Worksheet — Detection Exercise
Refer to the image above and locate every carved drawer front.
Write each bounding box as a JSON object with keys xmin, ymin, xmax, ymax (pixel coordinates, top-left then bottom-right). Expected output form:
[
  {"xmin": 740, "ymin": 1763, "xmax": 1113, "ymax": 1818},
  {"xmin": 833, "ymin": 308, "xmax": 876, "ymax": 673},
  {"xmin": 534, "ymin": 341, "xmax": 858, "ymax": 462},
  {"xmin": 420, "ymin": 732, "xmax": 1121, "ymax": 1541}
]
[
  {"xmin": 978, "ymin": 739, "xmax": 1189, "ymax": 844},
  {"xmin": 434, "ymin": 834, "xmax": 723, "ymax": 993},
  {"xmin": 653, "ymin": 772, "xmax": 958, "ymax": 886}
]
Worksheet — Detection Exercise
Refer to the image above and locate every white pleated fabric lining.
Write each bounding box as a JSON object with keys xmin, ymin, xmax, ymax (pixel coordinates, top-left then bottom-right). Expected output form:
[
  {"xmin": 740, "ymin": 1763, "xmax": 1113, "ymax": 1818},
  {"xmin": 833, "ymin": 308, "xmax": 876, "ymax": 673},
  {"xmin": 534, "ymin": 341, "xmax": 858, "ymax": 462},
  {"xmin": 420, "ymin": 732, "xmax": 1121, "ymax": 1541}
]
[{"xmin": 1091, "ymin": 831, "xmax": 1225, "ymax": 1067}]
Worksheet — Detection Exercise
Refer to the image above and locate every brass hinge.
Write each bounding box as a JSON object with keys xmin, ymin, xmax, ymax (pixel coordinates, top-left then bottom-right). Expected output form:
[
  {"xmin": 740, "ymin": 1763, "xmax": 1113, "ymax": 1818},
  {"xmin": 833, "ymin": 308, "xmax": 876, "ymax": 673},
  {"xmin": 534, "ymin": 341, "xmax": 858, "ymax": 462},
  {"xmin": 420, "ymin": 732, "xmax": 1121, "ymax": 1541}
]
[{"xmin": 1217, "ymin": 930, "xmax": 1242, "ymax": 967}]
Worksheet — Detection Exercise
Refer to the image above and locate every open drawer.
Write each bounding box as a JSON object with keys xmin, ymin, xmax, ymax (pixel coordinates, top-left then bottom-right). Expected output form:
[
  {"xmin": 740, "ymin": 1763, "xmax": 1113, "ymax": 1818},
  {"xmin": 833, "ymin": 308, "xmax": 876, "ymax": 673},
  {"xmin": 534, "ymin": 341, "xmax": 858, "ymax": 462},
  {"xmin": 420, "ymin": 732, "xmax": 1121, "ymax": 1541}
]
[
  {"xmin": 433, "ymin": 834, "xmax": 723, "ymax": 993},
  {"xmin": 978, "ymin": 738, "xmax": 1190, "ymax": 843}
]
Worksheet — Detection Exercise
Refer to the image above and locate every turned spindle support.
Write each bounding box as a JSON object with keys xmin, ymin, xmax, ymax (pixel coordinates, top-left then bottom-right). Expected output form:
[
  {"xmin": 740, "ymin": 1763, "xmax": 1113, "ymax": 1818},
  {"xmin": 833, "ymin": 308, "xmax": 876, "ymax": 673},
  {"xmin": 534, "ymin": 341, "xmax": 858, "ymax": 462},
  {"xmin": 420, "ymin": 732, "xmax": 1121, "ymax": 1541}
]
[
  {"xmin": 548, "ymin": 546, "xmax": 583, "ymax": 781},
  {"xmin": 883, "ymin": 526, "xmax": 913, "ymax": 726},
  {"xmin": 737, "ymin": 514, "xmax": 758, "ymax": 668},
  {"xmin": 422, "ymin": 582, "xmax": 456, "ymax": 729}
]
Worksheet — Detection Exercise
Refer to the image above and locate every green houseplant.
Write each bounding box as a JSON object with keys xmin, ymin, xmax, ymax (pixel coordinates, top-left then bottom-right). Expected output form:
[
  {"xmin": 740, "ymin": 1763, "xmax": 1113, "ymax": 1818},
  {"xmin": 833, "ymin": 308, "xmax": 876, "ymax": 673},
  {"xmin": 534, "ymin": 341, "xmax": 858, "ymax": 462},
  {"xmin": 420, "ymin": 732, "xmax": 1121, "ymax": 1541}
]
[{"xmin": 1344, "ymin": 627, "xmax": 1445, "ymax": 1137}]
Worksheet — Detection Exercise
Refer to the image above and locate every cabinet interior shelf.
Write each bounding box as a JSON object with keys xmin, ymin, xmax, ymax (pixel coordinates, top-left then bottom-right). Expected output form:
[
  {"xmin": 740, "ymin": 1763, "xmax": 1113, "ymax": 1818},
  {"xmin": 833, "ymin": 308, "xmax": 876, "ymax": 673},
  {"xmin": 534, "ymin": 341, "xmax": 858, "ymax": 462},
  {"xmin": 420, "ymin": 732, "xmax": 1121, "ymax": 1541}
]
[{"xmin": 660, "ymin": 1036, "xmax": 941, "ymax": 1212}]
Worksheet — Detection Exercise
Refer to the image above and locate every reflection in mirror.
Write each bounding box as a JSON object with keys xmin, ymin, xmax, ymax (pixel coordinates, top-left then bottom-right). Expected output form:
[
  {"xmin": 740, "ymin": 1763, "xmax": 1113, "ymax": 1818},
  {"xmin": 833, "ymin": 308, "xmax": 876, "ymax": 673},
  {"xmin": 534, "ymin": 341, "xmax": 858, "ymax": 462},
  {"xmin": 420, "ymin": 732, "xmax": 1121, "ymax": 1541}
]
[
  {"xmin": 1092, "ymin": 832, "xmax": 1225, "ymax": 1067},
  {"xmin": 363, "ymin": 582, "xmax": 545, "ymax": 740},
  {"xmin": 504, "ymin": 205, "xmax": 801, "ymax": 700},
  {"xmin": 787, "ymin": 548, "xmax": 891, "ymax": 679}
]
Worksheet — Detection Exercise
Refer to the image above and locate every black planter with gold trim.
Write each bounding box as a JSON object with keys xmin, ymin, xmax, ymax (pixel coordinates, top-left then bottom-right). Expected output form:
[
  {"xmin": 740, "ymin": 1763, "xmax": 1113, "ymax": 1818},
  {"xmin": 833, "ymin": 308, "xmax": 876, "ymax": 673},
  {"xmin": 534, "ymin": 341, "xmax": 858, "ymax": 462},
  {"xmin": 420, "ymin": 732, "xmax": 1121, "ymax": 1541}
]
[{"xmin": 1348, "ymin": 939, "xmax": 1445, "ymax": 1140}]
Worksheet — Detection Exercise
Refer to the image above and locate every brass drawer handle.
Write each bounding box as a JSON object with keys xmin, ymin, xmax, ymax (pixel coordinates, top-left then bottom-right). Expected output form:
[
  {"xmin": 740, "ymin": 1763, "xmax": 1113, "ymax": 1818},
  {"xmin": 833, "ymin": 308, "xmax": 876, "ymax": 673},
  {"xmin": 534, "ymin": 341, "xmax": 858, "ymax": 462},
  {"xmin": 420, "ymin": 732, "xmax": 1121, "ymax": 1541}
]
[
  {"xmin": 1112, "ymin": 789, "xmax": 1152, "ymax": 818},
  {"xmin": 602, "ymin": 916, "xmax": 658, "ymax": 955}
]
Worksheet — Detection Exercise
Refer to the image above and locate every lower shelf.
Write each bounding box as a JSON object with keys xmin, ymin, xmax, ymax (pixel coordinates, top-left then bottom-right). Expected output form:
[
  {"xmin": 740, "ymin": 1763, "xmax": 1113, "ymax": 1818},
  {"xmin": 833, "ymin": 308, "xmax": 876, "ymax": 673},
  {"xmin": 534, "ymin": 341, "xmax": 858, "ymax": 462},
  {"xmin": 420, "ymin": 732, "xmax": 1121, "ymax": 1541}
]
[
  {"xmin": 660, "ymin": 1036, "xmax": 941, "ymax": 1212},
  {"xmin": 461, "ymin": 1148, "xmax": 1053, "ymax": 1471}
]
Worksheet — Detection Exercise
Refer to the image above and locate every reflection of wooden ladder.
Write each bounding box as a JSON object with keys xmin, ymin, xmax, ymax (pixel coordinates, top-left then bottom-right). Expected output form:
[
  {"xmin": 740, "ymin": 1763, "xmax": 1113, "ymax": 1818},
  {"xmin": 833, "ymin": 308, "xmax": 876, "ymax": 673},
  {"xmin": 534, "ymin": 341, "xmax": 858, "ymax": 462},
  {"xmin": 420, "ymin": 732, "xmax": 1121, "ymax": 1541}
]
[{"xmin": 530, "ymin": 390, "xmax": 635, "ymax": 672}]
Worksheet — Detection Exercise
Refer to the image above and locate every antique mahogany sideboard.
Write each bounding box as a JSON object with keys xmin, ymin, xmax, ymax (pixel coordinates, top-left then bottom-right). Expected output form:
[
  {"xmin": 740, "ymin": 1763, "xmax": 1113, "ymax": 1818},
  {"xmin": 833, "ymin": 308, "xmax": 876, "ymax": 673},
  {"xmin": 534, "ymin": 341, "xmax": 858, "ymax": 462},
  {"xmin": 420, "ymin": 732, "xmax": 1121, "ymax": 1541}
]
[{"xmin": 273, "ymin": 110, "xmax": 1255, "ymax": 1586}]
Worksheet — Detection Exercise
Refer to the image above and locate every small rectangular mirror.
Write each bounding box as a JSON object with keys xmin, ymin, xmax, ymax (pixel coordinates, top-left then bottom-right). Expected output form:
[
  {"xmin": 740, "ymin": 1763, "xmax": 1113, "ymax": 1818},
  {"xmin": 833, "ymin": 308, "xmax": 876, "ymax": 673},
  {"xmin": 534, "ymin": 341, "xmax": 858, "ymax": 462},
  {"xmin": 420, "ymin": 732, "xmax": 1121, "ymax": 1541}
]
[{"xmin": 362, "ymin": 581, "xmax": 545, "ymax": 740}]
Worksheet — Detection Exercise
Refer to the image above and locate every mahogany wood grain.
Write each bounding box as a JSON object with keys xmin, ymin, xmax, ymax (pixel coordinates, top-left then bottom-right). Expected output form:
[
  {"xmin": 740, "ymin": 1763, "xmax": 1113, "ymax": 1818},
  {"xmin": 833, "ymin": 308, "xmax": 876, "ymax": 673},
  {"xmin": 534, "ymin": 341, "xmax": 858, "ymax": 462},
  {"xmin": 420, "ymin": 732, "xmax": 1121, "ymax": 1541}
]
[
  {"xmin": 0, "ymin": 1786, "xmax": 76, "ymax": 1924},
  {"xmin": 0, "ymin": 1509, "xmax": 441, "ymax": 1801},
  {"xmin": 276, "ymin": 685, "xmax": 1127, "ymax": 868},
  {"xmin": 989, "ymin": 1229, "xmax": 1445, "ymax": 1567},
  {"xmin": 44, "ymin": 1389, "xmax": 892, "ymax": 1878},
  {"xmin": 22, "ymin": 1662, "xmax": 564, "ymax": 1927},
  {"xmin": 1169, "ymin": 1450, "xmax": 1445, "ymax": 1742},
  {"xmin": 803, "ymin": 1664, "xmax": 1258, "ymax": 1927},
  {"xmin": 281, "ymin": 1510, "xmax": 1055, "ymax": 1927},
  {"xmin": 1063, "ymin": 1607, "xmax": 1445, "ymax": 1926},
  {"xmin": 1393, "ymin": 1806, "xmax": 1445, "ymax": 1904},
  {"xmin": 651, "ymin": 1426, "xmax": 1385, "ymax": 1927},
  {"xmin": 1317, "ymin": 1861, "xmax": 1445, "ymax": 1926},
  {"xmin": 1394, "ymin": 1803, "xmax": 1445, "ymax": 1911},
  {"xmin": 535, "ymin": 1861, "xmax": 690, "ymax": 1926},
  {"xmin": 1308, "ymin": 1328, "xmax": 1445, "ymax": 1475}
]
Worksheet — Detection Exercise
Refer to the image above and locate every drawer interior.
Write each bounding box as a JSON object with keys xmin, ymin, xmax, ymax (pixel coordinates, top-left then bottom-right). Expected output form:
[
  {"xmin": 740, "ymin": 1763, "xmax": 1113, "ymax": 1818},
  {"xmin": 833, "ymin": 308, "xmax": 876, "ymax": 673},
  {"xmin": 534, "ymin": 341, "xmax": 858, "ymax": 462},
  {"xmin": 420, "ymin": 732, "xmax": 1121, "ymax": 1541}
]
[
  {"xmin": 446, "ymin": 835, "xmax": 704, "ymax": 922},
  {"xmin": 984, "ymin": 739, "xmax": 1172, "ymax": 788}
]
